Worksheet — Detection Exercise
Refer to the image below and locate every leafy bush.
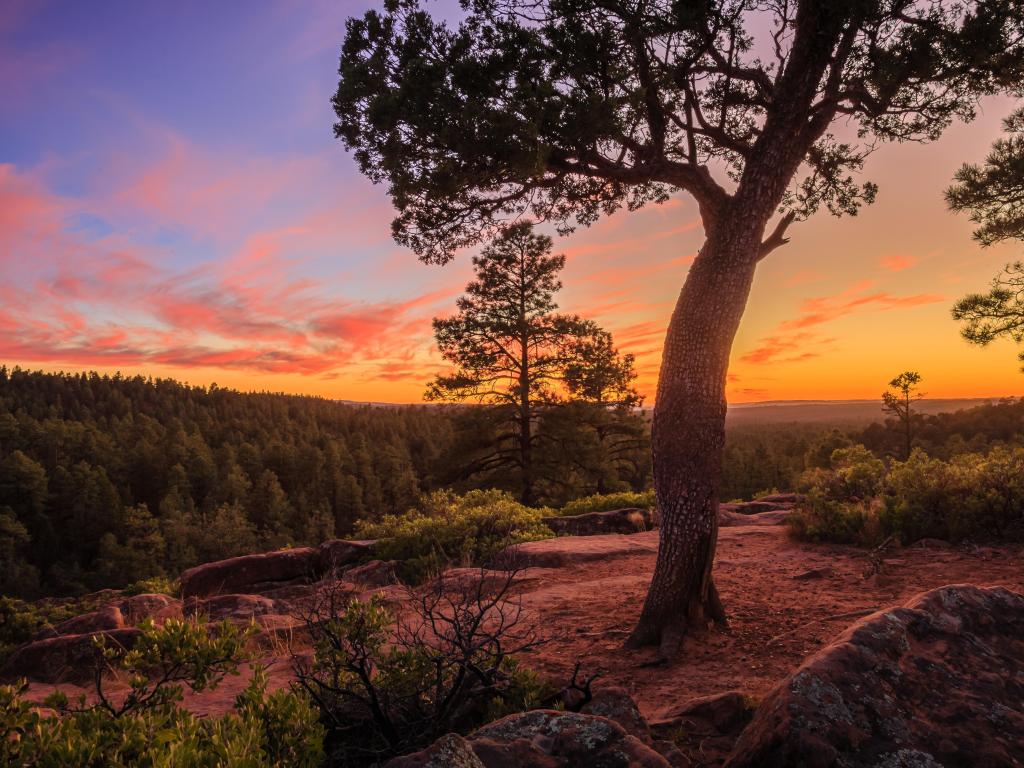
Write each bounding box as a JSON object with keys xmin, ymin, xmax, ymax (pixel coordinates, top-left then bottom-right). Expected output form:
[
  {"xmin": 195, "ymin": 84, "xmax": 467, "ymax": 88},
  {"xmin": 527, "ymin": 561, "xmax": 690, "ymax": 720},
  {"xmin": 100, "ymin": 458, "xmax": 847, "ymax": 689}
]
[
  {"xmin": 557, "ymin": 489, "xmax": 655, "ymax": 516},
  {"xmin": 788, "ymin": 497, "xmax": 878, "ymax": 545},
  {"xmin": 2, "ymin": 617, "xmax": 324, "ymax": 767},
  {"xmin": 354, "ymin": 490, "xmax": 554, "ymax": 583},
  {"xmin": 293, "ymin": 570, "xmax": 550, "ymax": 765},
  {"xmin": 121, "ymin": 575, "xmax": 180, "ymax": 597},
  {"xmin": 883, "ymin": 447, "xmax": 1024, "ymax": 542},
  {"xmin": 790, "ymin": 445, "xmax": 1024, "ymax": 545},
  {"xmin": 0, "ymin": 597, "xmax": 93, "ymax": 667}
]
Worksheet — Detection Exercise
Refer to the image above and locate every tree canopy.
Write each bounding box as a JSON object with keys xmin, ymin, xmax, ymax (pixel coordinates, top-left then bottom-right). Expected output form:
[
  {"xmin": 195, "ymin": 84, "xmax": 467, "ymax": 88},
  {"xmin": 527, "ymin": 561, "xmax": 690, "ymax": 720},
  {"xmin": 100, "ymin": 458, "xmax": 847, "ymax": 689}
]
[
  {"xmin": 948, "ymin": 106, "xmax": 1024, "ymax": 368},
  {"xmin": 336, "ymin": 0, "xmax": 1024, "ymax": 263}
]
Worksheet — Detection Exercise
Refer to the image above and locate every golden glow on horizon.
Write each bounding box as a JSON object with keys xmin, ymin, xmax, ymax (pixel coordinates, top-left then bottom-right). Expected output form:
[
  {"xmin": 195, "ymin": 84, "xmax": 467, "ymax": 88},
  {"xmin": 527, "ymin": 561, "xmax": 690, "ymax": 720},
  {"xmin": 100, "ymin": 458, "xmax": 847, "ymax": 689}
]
[{"xmin": 8, "ymin": 103, "xmax": 1024, "ymax": 405}]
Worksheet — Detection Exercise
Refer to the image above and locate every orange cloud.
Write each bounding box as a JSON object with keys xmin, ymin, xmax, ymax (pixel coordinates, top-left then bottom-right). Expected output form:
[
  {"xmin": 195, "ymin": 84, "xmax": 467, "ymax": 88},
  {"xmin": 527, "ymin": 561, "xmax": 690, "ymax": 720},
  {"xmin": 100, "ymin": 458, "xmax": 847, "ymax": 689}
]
[
  {"xmin": 740, "ymin": 282, "xmax": 947, "ymax": 368},
  {"xmin": 879, "ymin": 253, "xmax": 918, "ymax": 272}
]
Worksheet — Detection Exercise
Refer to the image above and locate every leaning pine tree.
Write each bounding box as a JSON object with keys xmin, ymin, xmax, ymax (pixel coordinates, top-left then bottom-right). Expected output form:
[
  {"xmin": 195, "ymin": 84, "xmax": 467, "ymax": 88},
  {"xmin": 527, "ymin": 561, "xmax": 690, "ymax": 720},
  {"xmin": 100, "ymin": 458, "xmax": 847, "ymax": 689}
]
[
  {"xmin": 425, "ymin": 222, "xmax": 596, "ymax": 505},
  {"xmin": 334, "ymin": 0, "xmax": 1024, "ymax": 653}
]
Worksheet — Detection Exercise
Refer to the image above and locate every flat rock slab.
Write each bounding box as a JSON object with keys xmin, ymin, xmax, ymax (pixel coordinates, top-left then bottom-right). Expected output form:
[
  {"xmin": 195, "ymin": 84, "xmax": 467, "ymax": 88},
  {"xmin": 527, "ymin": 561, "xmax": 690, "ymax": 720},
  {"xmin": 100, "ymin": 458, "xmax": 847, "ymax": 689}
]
[
  {"xmin": 719, "ymin": 508, "xmax": 791, "ymax": 527},
  {"xmin": 543, "ymin": 508, "xmax": 656, "ymax": 537},
  {"xmin": 726, "ymin": 584, "xmax": 1024, "ymax": 767},
  {"xmin": 500, "ymin": 532, "xmax": 659, "ymax": 568}
]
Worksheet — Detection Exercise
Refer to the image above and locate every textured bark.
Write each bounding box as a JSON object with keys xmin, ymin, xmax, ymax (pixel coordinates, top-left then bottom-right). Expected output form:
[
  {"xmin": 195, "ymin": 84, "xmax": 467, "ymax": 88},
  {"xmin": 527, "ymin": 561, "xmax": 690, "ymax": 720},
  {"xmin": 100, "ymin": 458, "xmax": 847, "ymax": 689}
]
[
  {"xmin": 627, "ymin": 212, "xmax": 764, "ymax": 653},
  {"xmin": 627, "ymin": 1, "xmax": 855, "ymax": 655}
]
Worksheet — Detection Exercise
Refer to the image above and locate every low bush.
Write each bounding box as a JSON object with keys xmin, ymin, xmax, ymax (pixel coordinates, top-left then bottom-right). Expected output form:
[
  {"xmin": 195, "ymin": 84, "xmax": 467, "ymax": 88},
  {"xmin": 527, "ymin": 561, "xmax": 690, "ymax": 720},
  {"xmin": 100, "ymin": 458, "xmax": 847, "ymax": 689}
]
[
  {"xmin": 122, "ymin": 574, "xmax": 180, "ymax": 597},
  {"xmin": 0, "ymin": 597, "xmax": 95, "ymax": 667},
  {"xmin": 557, "ymin": 489, "xmax": 655, "ymax": 517},
  {"xmin": 790, "ymin": 445, "xmax": 1024, "ymax": 545},
  {"xmin": 1, "ymin": 617, "xmax": 324, "ymax": 767},
  {"xmin": 293, "ymin": 568, "xmax": 551, "ymax": 766},
  {"xmin": 354, "ymin": 489, "xmax": 554, "ymax": 583}
]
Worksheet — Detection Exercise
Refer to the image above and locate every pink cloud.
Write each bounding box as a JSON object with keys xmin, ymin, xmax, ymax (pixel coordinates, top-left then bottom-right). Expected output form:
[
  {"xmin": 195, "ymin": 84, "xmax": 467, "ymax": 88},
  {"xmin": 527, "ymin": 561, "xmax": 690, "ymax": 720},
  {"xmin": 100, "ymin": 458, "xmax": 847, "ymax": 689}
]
[{"xmin": 0, "ymin": 162, "xmax": 454, "ymax": 380}]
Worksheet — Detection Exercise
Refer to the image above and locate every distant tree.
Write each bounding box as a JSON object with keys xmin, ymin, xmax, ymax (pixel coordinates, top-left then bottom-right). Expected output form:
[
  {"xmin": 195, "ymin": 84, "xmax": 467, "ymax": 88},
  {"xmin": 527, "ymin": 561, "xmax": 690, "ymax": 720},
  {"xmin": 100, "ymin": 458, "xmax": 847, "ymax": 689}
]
[
  {"xmin": 0, "ymin": 508, "xmax": 38, "ymax": 595},
  {"xmin": 947, "ymin": 106, "xmax": 1024, "ymax": 368},
  {"xmin": 883, "ymin": 372, "xmax": 924, "ymax": 460},
  {"xmin": 560, "ymin": 330, "xmax": 649, "ymax": 495},
  {"xmin": 564, "ymin": 330, "xmax": 642, "ymax": 408},
  {"xmin": 426, "ymin": 222, "xmax": 596, "ymax": 504},
  {"xmin": 335, "ymin": 0, "xmax": 1024, "ymax": 650}
]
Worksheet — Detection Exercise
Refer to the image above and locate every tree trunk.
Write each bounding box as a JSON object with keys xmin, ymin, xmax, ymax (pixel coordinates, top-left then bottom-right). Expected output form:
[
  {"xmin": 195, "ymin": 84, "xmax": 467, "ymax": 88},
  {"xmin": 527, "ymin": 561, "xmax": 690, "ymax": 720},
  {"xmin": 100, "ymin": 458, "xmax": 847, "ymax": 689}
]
[
  {"xmin": 520, "ymin": 404, "xmax": 533, "ymax": 505},
  {"xmin": 627, "ymin": 212, "xmax": 765, "ymax": 655}
]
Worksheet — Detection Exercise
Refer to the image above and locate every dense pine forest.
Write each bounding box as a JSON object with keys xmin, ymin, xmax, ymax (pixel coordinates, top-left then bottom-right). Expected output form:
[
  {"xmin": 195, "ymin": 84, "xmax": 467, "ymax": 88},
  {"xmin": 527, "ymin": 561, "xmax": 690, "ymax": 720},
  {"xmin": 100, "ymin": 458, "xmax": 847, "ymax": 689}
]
[
  {"xmin": 0, "ymin": 367, "xmax": 650, "ymax": 596},
  {"xmin": 0, "ymin": 367, "xmax": 462, "ymax": 596},
  {"xmin": 2, "ymin": 366, "xmax": 1022, "ymax": 598}
]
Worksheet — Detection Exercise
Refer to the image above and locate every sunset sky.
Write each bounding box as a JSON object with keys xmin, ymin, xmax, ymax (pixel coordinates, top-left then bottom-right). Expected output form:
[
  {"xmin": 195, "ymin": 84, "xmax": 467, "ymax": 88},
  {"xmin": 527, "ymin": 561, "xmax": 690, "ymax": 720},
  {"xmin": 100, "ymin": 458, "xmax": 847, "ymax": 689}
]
[{"xmin": 2, "ymin": 0, "xmax": 1023, "ymax": 404}]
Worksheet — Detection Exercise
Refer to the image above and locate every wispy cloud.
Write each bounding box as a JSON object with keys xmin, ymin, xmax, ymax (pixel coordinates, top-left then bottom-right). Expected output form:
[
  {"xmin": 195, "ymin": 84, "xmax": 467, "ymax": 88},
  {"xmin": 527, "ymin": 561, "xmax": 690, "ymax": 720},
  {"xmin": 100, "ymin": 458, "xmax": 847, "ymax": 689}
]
[
  {"xmin": 879, "ymin": 253, "xmax": 918, "ymax": 272},
  {"xmin": 739, "ymin": 281, "xmax": 946, "ymax": 367}
]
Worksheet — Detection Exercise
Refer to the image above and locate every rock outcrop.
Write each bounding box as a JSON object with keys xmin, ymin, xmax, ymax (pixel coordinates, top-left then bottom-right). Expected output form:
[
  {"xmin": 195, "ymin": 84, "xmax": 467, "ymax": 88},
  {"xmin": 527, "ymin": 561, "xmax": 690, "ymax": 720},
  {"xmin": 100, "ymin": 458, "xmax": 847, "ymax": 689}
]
[
  {"xmin": 179, "ymin": 539, "xmax": 375, "ymax": 599},
  {"xmin": 118, "ymin": 593, "xmax": 182, "ymax": 624},
  {"xmin": 726, "ymin": 584, "xmax": 1024, "ymax": 767},
  {"xmin": 42, "ymin": 603, "xmax": 125, "ymax": 639},
  {"xmin": 543, "ymin": 508, "xmax": 656, "ymax": 537},
  {"xmin": 0, "ymin": 627, "xmax": 142, "ymax": 684},
  {"xmin": 386, "ymin": 710, "xmax": 670, "ymax": 768}
]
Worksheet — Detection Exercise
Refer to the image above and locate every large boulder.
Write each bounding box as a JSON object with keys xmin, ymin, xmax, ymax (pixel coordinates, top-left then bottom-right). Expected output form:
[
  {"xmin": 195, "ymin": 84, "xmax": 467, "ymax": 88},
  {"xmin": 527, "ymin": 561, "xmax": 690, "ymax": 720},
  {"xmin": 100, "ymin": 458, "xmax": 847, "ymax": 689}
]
[
  {"xmin": 180, "ymin": 547, "xmax": 323, "ymax": 599},
  {"xmin": 656, "ymin": 690, "xmax": 755, "ymax": 734},
  {"xmin": 543, "ymin": 508, "xmax": 656, "ymax": 537},
  {"xmin": 578, "ymin": 686, "xmax": 650, "ymax": 740},
  {"xmin": 186, "ymin": 593, "xmax": 283, "ymax": 622},
  {"xmin": 726, "ymin": 584, "xmax": 1024, "ymax": 768},
  {"xmin": 346, "ymin": 559, "xmax": 401, "ymax": 587},
  {"xmin": 118, "ymin": 593, "xmax": 182, "ymax": 625},
  {"xmin": 39, "ymin": 603, "xmax": 125, "ymax": 639},
  {"xmin": 0, "ymin": 627, "xmax": 142, "ymax": 684},
  {"xmin": 385, "ymin": 734, "xmax": 485, "ymax": 768},
  {"xmin": 387, "ymin": 710, "xmax": 670, "ymax": 768}
]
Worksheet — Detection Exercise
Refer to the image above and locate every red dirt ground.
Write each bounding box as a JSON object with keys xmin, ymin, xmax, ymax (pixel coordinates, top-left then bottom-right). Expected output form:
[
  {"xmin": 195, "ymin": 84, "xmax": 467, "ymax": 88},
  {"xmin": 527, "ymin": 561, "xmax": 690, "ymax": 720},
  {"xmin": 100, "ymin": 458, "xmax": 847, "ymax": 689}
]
[
  {"xmin": 23, "ymin": 525, "xmax": 1024, "ymax": 733},
  {"xmin": 514, "ymin": 526, "xmax": 1024, "ymax": 724}
]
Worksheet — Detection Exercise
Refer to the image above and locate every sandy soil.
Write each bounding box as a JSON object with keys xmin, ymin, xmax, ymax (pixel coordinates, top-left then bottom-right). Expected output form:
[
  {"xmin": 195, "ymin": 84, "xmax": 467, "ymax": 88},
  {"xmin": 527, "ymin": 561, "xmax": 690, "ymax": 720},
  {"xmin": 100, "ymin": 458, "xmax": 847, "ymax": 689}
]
[
  {"xmin": 23, "ymin": 524, "xmax": 1024, "ymax": 731},
  {"xmin": 514, "ymin": 526, "xmax": 1024, "ymax": 724}
]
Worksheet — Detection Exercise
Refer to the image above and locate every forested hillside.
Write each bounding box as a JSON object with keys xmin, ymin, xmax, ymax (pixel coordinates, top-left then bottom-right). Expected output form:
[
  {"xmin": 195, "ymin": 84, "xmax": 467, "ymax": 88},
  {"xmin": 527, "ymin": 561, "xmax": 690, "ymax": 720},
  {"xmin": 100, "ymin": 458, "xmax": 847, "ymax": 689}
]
[
  {"xmin": 2, "ymin": 365, "xmax": 1021, "ymax": 598},
  {"xmin": 0, "ymin": 367, "xmax": 649, "ymax": 596},
  {"xmin": 0, "ymin": 367, "xmax": 457, "ymax": 596}
]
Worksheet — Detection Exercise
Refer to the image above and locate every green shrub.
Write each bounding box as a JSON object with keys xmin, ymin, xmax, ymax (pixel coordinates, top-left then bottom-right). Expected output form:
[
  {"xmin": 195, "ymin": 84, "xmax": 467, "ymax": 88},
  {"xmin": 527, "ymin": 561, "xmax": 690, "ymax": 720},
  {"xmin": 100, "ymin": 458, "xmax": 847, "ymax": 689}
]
[
  {"xmin": 122, "ymin": 575, "xmax": 180, "ymax": 597},
  {"xmin": 882, "ymin": 447, "xmax": 1024, "ymax": 542},
  {"xmin": 354, "ymin": 489, "xmax": 554, "ymax": 583},
  {"xmin": 0, "ymin": 597, "xmax": 90, "ymax": 667},
  {"xmin": 788, "ymin": 496, "xmax": 878, "ymax": 545},
  {"xmin": 791, "ymin": 445, "xmax": 1024, "ymax": 545},
  {"xmin": 1, "ymin": 617, "xmax": 324, "ymax": 767},
  {"xmin": 557, "ymin": 490, "xmax": 655, "ymax": 517}
]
